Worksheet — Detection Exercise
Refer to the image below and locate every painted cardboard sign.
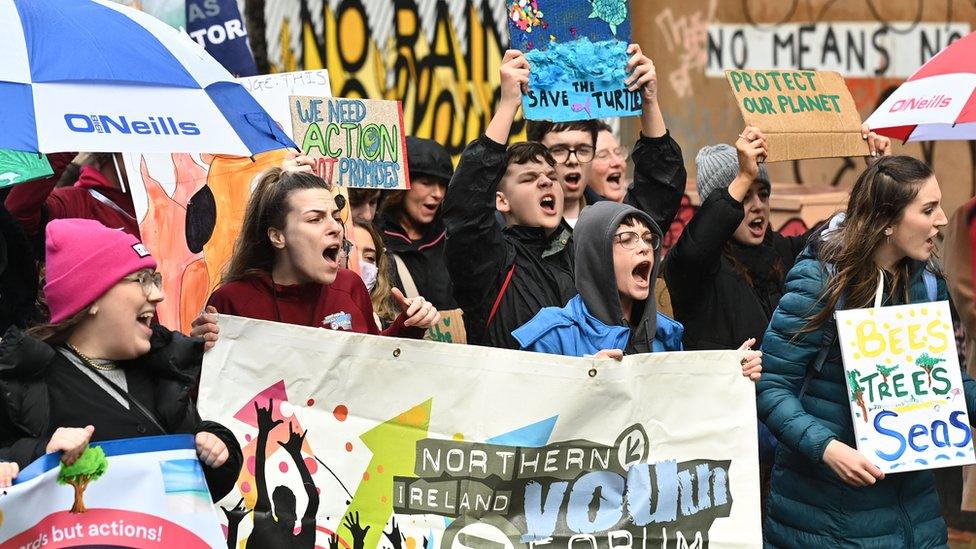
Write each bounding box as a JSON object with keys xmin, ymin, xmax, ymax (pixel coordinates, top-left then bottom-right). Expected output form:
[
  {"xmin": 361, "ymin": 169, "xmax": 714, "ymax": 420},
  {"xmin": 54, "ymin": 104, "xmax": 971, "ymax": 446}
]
[
  {"xmin": 508, "ymin": 0, "xmax": 641, "ymax": 122},
  {"xmin": 725, "ymin": 69, "xmax": 870, "ymax": 162},
  {"xmin": 290, "ymin": 96, "xmax": 410, "ymax": 189},
  {"xmin": 199, "ymin": 314, "xmax": 763, "ymax": 548},
  {"xmin": 0, "ymin": 149, "xmax": 53, "ymax": 188},
  {"xmin": 837, "ymin": 301, "xmax": 976, "ymax": 473},
  {"xmin": 424, "ymin": 308, "xmax": 467, "ymax": 344}
]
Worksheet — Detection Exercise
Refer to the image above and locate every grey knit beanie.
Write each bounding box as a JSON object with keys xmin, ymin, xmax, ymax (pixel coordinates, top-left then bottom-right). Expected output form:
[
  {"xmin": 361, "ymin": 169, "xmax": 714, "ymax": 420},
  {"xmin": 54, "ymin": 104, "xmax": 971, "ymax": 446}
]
[{"xmin": 695, "ymin": 144, "xmax": 770, "ymax": 202}]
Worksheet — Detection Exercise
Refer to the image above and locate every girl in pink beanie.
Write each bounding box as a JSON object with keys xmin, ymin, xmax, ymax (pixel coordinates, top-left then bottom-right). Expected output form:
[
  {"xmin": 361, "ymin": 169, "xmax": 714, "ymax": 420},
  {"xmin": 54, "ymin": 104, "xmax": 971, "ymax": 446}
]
[{"xmin": 0, "ymin": 219, "xmax": 242, "ymax": 499}]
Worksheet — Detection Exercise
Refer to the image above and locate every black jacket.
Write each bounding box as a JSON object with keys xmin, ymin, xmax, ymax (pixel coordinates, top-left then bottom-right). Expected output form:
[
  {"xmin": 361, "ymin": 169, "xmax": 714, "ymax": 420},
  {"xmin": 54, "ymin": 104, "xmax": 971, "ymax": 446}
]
[
  {"xmin": 0, "ymin": 205, "xmax": 39, "ymax": 333},
  {"xmin": 0, "ymin": 324, "xmax": 243, "ymax": 501},
  {"xmin": 663, "ymin": 187, "xmax": 809, "ymax": 350},
  {"xmin": 443, "ymin": 131, "xmax": 686, "ymax": 349},
  {"xmin": 380, "ymin": 215, "xmax": 458, "ymax": 310}
]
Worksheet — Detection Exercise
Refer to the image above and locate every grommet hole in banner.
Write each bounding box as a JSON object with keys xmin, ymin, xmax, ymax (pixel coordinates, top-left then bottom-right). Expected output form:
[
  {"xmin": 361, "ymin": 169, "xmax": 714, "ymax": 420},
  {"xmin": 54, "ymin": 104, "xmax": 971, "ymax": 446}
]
[{"xmin": 393, "ymin": 348, "xmax": 401, "ymax": 358}]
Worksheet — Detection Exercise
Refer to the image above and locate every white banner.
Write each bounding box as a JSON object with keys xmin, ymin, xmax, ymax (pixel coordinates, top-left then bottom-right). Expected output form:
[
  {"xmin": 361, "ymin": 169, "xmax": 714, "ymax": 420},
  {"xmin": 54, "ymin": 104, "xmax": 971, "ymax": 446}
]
[
  {"xmin": 199, "ymin": 315, "xmax": 762, "ymax": 548},
  {"xmin": 706, "ymin": 22, "xmax": 970, "ymax": 78},
  {"xmin": 238, "ymin": 69, "xmax": 333, "ymax": 135}
]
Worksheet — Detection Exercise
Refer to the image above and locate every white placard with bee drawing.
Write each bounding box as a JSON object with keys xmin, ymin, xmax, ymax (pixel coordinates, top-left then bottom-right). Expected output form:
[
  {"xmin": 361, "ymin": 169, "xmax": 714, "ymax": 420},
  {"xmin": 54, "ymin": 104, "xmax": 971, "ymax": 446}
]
[{"xmin": 837, "ymin": 300, "xmax": 976, "ymax": 473}]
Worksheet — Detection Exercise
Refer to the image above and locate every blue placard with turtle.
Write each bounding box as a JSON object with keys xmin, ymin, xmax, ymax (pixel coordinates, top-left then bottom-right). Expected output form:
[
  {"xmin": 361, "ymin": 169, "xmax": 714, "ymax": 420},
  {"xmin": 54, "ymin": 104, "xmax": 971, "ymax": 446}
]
[{"xmin": 508, "ymin": 0, "xmax": 640, "ymax": 121}]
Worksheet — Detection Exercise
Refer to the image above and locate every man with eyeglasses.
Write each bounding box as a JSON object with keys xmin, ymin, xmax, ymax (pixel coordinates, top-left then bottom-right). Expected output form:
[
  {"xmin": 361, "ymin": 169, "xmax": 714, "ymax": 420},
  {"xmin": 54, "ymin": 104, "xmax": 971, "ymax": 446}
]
[{"xmin": 526, "ymin": 120, "xmax": 600, "ymax": 228}]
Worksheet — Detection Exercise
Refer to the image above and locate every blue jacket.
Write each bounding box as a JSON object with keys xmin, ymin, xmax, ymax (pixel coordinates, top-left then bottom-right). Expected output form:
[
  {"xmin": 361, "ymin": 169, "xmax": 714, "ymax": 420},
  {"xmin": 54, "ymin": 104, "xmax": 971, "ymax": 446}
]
[
  {"xmin": 758, "ymin": 246, "xmax": 976, "ymax": 548},
  {"xmin": 512, "ymin": 294, "xmax": 684, "ymax": 357}
]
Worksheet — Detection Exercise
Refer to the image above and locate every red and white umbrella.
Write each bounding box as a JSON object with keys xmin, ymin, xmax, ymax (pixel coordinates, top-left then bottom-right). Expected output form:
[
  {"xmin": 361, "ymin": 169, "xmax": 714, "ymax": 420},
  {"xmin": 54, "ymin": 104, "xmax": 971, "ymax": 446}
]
[{"xmin": 866, "ymin": 31, "xmax": 976, "ymax": 142}]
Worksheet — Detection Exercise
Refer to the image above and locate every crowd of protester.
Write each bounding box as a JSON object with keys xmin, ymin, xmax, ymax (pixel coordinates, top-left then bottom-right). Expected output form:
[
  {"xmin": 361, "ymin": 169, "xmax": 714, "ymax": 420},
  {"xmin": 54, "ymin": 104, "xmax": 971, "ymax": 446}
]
[{"xmin": 0, "ymin": 43, "xmax": 973, "ymax": 547}]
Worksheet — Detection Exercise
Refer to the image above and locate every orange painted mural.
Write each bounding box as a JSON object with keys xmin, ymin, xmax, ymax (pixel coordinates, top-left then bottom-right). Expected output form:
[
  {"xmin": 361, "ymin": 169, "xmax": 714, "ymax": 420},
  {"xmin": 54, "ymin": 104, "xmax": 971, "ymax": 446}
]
[{"xmin": 125, "ymin": 150, "xmax": 289, "ymax": 333}]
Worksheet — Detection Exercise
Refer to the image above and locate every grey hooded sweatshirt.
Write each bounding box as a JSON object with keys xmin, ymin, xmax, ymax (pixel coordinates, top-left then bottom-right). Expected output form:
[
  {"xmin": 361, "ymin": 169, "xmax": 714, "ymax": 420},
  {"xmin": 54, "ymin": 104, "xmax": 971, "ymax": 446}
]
[{"xmin": 573, "ymin": 201, "xmax": 665, "ymax": 354}]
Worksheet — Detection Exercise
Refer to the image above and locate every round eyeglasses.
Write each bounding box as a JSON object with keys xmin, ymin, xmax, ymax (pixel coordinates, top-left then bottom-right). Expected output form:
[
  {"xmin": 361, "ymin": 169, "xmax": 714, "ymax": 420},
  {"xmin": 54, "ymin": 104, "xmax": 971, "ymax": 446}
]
[
  {"xmin": 548, "ymin": 144, "xmax": 595, "ymax": 164},
  {"xmin": 613, "ymin": 231, "xmax": 661, "ymax": 250},
  {"xmin": 123, "ymin": 270, "xmax": 163, "ymax": 296}
]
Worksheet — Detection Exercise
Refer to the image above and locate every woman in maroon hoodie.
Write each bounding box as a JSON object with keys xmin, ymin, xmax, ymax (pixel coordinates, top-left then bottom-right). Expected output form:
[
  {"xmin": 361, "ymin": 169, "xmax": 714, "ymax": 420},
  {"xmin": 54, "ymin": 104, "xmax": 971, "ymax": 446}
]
[
  {"xmin": 5, "ymin": 153, "xmax": 138, "ymax": 238},
  {"xmin": 190, "ymin": 168, "xmax": 439, "ymax": 346}
]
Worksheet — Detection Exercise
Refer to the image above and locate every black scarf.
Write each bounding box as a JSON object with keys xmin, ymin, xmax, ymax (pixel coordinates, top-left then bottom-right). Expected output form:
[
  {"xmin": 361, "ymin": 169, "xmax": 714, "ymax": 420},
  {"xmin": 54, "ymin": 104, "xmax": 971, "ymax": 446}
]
[{"xmin": 728, "ymin": 239, "xmax": 783, "ymax": 318}]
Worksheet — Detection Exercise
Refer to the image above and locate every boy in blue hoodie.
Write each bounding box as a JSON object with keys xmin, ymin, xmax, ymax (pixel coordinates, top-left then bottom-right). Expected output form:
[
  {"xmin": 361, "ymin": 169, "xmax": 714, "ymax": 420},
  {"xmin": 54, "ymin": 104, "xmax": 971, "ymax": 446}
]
[{"xmin": 513, "ymin": 201, "xmax": 762, "ymax": 379}]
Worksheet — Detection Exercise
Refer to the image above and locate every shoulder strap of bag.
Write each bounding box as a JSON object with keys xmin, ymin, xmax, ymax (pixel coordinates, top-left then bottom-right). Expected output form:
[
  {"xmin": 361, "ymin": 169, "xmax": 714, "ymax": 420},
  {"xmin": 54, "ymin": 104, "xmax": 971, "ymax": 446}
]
[
  {"xmin": 88, "ymin": 188, "xmax": 136, "ymax": 222},
  {"xmin": 923, "ymin": 268, "xmax": 938, "ymax": 302},
  {"xmin": 799, "ymin": 263, "xmax": 844, "ymax": 399},
  {"xmin": 391, "ymin": 253, "xmax": 420, "ymax": 299},
  {"xmin": 486, "ymin": 263, "xmax": 517, "ymax": 336},
  {"xmin": 65, "ymin": 347, "xmax": 168, "ymax": 435}
]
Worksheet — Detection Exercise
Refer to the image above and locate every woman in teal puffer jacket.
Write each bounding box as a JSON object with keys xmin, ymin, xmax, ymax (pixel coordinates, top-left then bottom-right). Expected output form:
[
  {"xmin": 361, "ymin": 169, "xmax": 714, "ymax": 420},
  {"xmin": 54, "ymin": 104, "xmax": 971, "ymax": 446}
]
[{"xmin": 758, "ymin": 154, "xmax": 976, "ymax": 548}]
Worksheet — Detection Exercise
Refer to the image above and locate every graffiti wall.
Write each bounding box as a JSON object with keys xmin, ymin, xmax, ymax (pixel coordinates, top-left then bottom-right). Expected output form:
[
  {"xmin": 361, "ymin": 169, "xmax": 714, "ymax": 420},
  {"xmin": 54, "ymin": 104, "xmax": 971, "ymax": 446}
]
[
  {"xmin": 246, "ymin": 1, "xmax": 976, "ymax": 232},
  {"xmin": 634, "ymin": 0, "xmax": 976, "ymax": 220},
  {"xmin": 251, "ymin": 0, "xmax": 521, "ymax": 153}
]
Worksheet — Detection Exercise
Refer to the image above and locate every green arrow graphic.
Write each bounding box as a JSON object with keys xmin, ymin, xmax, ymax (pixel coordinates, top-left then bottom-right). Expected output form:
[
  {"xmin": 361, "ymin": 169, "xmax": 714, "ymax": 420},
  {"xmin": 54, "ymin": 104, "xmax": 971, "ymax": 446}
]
[{"xmin": 338, "ymin": 399, "xmax": 432, "ymax": 548}]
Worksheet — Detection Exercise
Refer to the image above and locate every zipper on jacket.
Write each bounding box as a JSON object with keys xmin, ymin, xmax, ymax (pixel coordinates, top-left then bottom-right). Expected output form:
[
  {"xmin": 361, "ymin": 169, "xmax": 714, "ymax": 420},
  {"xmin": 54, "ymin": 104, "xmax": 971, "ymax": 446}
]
[{"xmin": 897, "ymin": 481, "xmax": 912, "ymax": 548}]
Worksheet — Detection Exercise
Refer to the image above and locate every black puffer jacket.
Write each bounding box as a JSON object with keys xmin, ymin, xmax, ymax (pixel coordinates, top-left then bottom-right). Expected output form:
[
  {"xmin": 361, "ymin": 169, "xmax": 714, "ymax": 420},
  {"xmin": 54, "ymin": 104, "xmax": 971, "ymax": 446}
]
[
  {"xmin": 380, "ymin": 215, "xmax": 458, "ymax": 310},
  {"xmin": 0, "ymin": 324, "xmax": 242, "ymax": 501},
  {"xmin": 443, "ymin": 132, "xmax": 686, "ymax": 349},
  {"xmin": 663, "ymin": 187, "xmax": 809, "ymax": 350}
]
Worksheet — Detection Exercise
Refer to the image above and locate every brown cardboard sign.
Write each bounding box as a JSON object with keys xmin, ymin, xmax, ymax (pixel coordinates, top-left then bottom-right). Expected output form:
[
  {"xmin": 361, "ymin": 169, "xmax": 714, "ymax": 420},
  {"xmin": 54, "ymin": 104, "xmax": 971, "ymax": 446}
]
[
  {"xmin": 289, "ymin": 96, "xmax": 410, "ymax": 189},
  {"xmin": 725, "ymin": 69, "xmax": 870, "ymax": 162},
  {"xmin": 424, "ymin": 309, "xmax": 467, "ymax": 345}
]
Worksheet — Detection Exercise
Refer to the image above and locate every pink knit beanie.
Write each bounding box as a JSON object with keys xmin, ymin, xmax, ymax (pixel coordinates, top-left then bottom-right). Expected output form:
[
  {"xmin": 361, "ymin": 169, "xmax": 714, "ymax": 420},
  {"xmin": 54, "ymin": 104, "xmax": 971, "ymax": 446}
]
[{"xmin": 45, "ymin": 219, "xmax": 158, "ymax": 323}]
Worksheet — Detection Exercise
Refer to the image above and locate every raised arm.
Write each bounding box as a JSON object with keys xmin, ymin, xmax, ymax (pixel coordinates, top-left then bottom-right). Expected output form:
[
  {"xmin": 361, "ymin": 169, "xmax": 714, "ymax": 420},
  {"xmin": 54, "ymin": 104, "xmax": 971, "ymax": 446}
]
[
  {"xmin": 278, "ymin": 423, "xmax": 319, "ymax": 527},
  {"xmin": 4, "ymin": 152, "xmax": 76, "ymax": 236},
  {"xmin": 664, "ymin": 127, "xmax": 765, "ymax": 279},
  {"xmin": 441, "ymin": 51, "xmax": 526, "ymax": 341}
]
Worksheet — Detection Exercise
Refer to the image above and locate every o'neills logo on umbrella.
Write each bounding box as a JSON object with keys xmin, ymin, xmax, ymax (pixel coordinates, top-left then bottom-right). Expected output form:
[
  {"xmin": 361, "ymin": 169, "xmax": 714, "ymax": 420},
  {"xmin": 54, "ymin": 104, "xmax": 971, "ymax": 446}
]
[
  {"xmin": 889, "ymin": 94, "xmax": 952, "ymax": 113},
  {"xmin": 63, "ymin": 114, "xmax": 201, "ymax": 136}
]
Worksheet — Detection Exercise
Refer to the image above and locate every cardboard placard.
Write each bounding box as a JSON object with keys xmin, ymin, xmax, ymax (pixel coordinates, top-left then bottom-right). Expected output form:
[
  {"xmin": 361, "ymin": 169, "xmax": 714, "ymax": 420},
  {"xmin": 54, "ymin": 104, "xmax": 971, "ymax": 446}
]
[
  {"xmin": 725, "ymin": 69, "xmax": 870, "ymax": 162},
  {"xmin": 837, "ymin": 300, "xmax": 976, "ymax": 473},
  {"xmin": 509, "ymin": 0, "xmax": 641, "ymax": 122},
  {"xmin": 424, "ymin": 308, "xmax": 467, "ymax": 344},
  {"xmin": 0, "ymin": 149, "xmax": 52, "ymax": 188},
  {"xmin": 290, "ymin": 96, "xmax": 409, "ymax": 190}
]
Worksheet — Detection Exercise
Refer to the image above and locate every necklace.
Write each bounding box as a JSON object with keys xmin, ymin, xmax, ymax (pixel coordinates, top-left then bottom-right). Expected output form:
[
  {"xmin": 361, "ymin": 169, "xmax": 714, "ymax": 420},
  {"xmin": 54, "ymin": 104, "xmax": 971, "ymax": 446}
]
[{"xmin": 66, "ymin": 344, "xmax": 117, "ymax": 371}]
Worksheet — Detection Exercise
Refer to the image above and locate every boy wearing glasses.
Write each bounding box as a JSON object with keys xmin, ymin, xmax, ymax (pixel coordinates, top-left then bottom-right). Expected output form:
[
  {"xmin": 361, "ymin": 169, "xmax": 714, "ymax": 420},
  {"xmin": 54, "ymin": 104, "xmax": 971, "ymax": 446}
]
[
  {"xmin": 526, "ymin": 120, "xmax": 599, "ymax": 228},
  {"xmin": 512, "ymin": 201, "xmax": 683, "ymax": 356}
]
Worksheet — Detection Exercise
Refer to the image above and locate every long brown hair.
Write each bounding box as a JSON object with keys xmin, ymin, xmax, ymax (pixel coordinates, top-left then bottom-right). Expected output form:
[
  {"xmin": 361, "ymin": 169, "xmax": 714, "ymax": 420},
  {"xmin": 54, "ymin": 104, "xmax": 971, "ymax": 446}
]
[
  {"xmin": 222, "ymin": 168, "xmax": 333, "ymax": 284},
  {"xmin": 804, "ymin": 155, "xmax": 935, "ymax": 331},
  {"xmin": 353, "ymin": 219, "xmax": 398, "ymax": 325},
  {"xmin": 27, "ymin": 307, "xmax": 89, "ymax": 343}
]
